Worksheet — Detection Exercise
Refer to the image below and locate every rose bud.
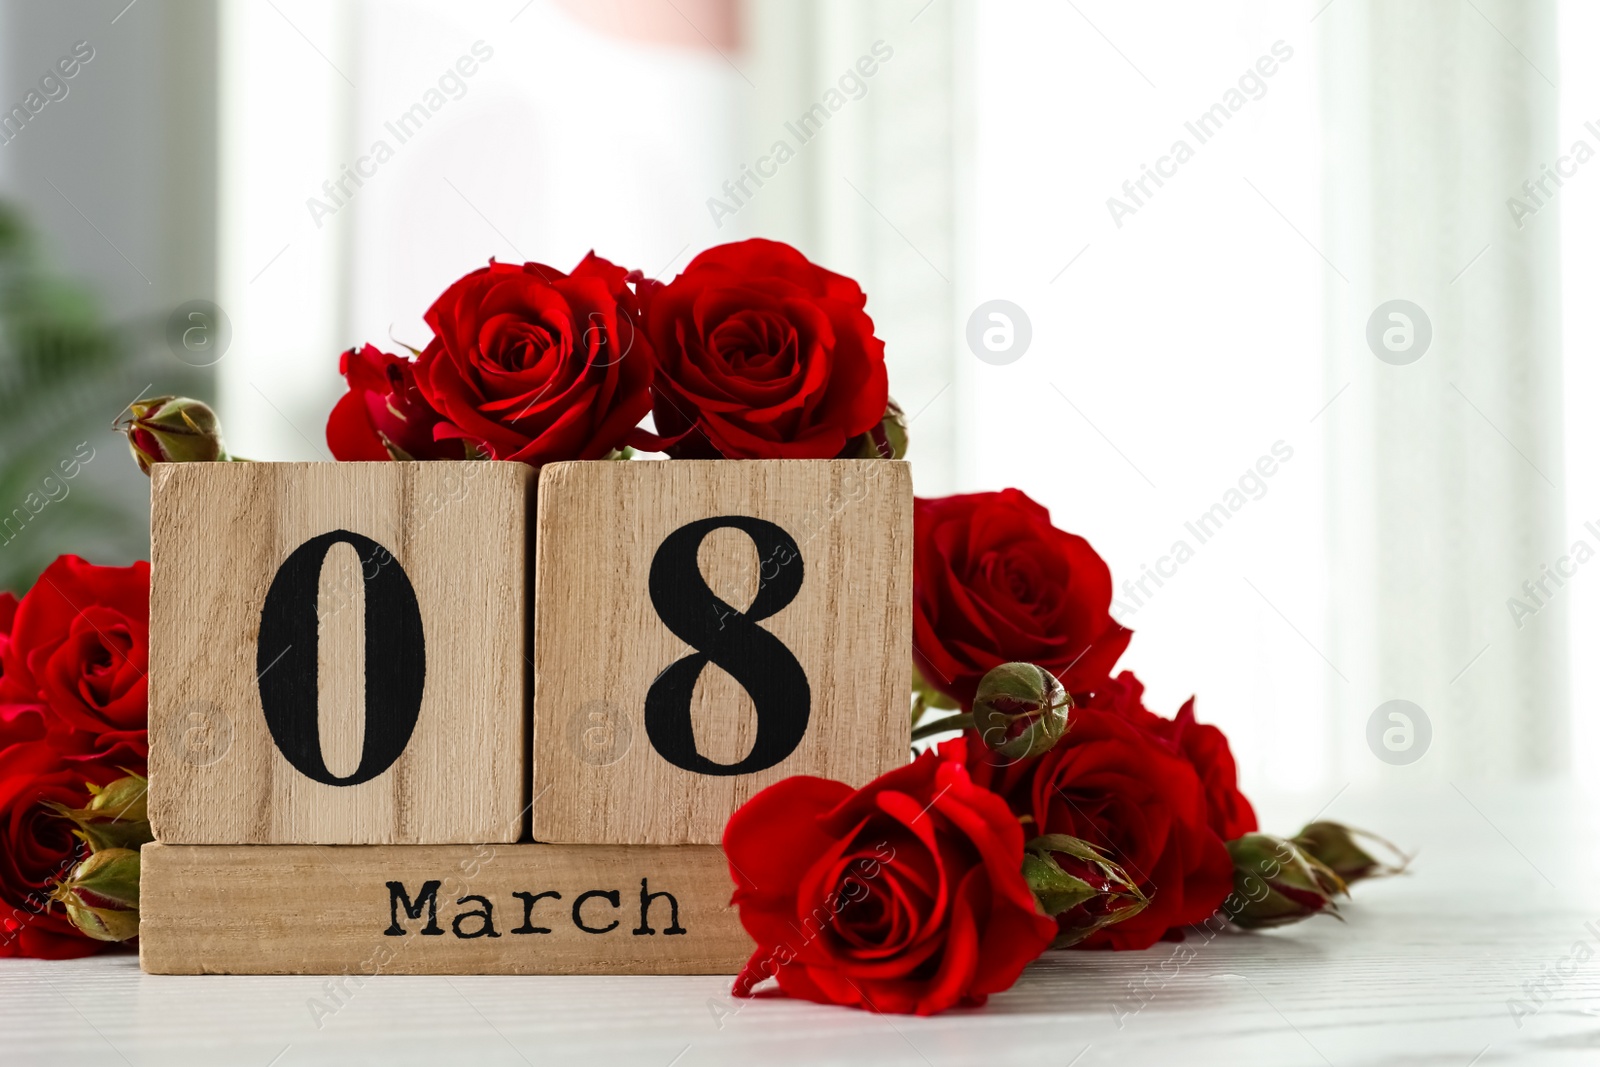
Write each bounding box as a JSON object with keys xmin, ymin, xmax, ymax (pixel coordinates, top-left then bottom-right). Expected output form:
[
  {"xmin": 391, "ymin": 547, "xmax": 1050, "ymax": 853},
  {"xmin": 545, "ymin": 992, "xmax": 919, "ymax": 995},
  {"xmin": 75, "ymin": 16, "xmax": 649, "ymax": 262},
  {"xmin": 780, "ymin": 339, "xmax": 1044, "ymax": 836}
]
[
  {"xmin": 1225, "ymin": 833, "xmax": 1345, "ymax": 930},
  {"xmin": 46, "ymin": 773, "xmax": 153, "ymax": 853},
  {"xmin": 856, "ymin": 397, "xmax": 908, "ymax": 460},
  {"xmin": 118, "ymin": 395, "xmax": 229, "ymax": 474},
  {"xmin": 972, "ymin": 662, "xmax": 1072, "ymax": 760},
  {"xmin": 51, "ymin": 847, "xmax": 141, "ymax": 942},
  {"xmin": 81, "ymin": 773, "xmax": 148, "ymax": 822},
  {"xmin": 1023, "ymin": 834, "xmax": 1148, "ymax": 947},
  {"xmin": 1292, "ymin": 821, "xmax": 1410, "ymax": 885}
]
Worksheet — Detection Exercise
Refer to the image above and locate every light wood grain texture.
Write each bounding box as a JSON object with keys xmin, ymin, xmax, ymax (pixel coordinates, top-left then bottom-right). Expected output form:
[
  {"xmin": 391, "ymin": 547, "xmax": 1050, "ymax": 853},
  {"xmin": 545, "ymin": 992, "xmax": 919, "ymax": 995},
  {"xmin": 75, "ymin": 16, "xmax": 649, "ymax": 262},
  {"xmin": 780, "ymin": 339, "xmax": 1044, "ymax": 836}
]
[
  {"xmin": 138, "ymin": 842, "xmax": 752, "ymax": 976},
  {"xmin": 532, "ymin": 460, "xmax": 912, "ymax": 844},
  {"xmin": 147, "ymin": 461, "xmax": 531, "ymax": 845}
]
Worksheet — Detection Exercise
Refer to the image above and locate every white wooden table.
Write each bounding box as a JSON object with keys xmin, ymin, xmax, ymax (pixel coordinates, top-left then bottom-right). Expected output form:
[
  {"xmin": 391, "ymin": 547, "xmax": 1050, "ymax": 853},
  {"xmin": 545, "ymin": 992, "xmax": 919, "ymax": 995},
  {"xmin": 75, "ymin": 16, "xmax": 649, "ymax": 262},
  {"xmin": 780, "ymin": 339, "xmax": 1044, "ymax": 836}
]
[{"xmin": 4, "ymin": 781, "xmax": 1598, "ymax": 1066}]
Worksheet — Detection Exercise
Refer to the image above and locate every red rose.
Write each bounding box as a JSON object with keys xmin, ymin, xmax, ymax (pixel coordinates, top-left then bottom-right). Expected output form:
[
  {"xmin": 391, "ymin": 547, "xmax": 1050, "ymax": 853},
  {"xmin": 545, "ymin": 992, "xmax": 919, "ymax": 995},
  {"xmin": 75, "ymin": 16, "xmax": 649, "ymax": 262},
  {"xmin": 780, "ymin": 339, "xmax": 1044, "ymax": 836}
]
[
  {"xmin": 0, "ymin": 556, "xmax": 149, "ymax": 762},
  {"xmin": 0, "ymin": 741, "xmax": 123, "ymax": 959},
  {"xmin": 1170, "ymin": 701, "xmax": 1258, "ymax": 841},
  {"xmin": 0, "ymin": 558, "xmax": 149, "ymax": 959},
  {"xmin": 640, "ymin": 239, "xmax": 889, "ymax": 459},
  {"xmin": 326, "ymin": 344, "xmax": 464, "ymax": 461},
  {"xmin": 0, "ymin": 592, "xmax": 17, "ymax": 680},
  {"xmin": 0, "ymin": 591, "xmax": 24, "ymax": 744},
  {"xmin": 913, "ymin": 490, "xmax": 1132, "ymax": 707},
  {"xmin": 724, "ymin": 750, "xmax": 1056, "ymax": 1015},
  {"xmin": 411, "ymin": 254, "xmax": 656, "ymax": 465},
  {"xmin": 1084, "ymin": 672, "xmax": 1258, "ymax": 840},
  {"xmin": 957, "ymin": 708, "xmax": 1234, "ymax": 950}
]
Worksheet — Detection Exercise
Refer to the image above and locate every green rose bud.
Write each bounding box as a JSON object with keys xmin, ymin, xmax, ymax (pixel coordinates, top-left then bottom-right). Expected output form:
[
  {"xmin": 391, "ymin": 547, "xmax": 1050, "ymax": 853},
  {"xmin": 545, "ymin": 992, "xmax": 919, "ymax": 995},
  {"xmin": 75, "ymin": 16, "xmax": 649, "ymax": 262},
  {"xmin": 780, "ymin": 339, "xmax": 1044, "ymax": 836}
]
[
  {"xmin": 118, "ymin": 395, "xmax": 229, "ymax": 474},
  {"xmin": 52, "ymin": 847, "xmax": 141, "ymax": 942},
  {"xmin": 856, "ymin": 397, "xmax": 908, "ymax": 460},
  {"xmin": 1023, "ymin": 834, "xmax": 1148, "ymax": 947},
  {"xmin": 1225, "ymin": 833, "xmax": 1345, "ymax": 930},
  {"xmin": 971, "ymin": 662, "xmax": 1071, "ymax": 760},
  {"xmin": 60, "ymin": 900, "xmax": 141, "ymax": 943},
  {"xmin": 46, "ymin": 773, "xmax": 153, "ymax": 853},
  {"xmin": 1292, "ymin": 821, "xmax": 1409, "ymax": 885},
  {"xmin": 82, "ymin": 773, "xmax": 148, "ymax": 822}
]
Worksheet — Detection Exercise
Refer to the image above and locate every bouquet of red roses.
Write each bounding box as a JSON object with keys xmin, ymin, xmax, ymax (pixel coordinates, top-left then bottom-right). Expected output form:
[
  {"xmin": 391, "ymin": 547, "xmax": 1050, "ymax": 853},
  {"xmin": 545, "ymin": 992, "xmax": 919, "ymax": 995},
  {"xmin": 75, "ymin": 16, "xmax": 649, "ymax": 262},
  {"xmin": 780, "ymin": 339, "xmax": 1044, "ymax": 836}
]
[
  {"xmin": 0, "ymin": 556, "xmax": 150, "ymax": 957},
  {"xmin": 721, "ymin": 488, "xmax": 1405, "ymax": 1014},
  {"xmin": 321, "ymin": 240, "xmax": 902, "ymax": 466},
  {"xmin": 82, "ymin": 237, "xmax": 1405, "ymax": 1003}
]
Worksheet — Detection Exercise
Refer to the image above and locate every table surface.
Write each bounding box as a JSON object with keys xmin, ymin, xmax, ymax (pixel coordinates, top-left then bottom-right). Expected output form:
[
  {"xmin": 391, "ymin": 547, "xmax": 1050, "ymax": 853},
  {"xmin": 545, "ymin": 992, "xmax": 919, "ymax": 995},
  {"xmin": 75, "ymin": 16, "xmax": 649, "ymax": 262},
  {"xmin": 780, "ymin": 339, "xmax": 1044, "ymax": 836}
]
[{"xmin": 4, "ymin": 780, "xmax": 1599, "ymax": 1067}]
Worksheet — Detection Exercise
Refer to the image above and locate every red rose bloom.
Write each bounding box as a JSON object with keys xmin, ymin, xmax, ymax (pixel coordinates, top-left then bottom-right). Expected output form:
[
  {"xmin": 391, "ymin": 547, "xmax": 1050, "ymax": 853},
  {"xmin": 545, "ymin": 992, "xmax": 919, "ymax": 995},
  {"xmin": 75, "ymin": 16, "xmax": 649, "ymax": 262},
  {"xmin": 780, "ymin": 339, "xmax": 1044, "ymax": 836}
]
[
  {"xmin": 0, "ymin": 741, "xmax": 123, "ymax": 959},
  {"xmin": 0, "ymin": 556, "xmax": 149, "ymax": 763},
  {"xmin": 913, "ymin": 490, "xmax": 1132, "ymax": 707},
  {"xmin": 724, "ymin": 750, "xmax": 1056, "ymax": 1015},
  {"xmin": 0, "ymin": 591, "xmax": 21, "ymax": 740},
  {"xmin": 0, "ymin": 558, "xmax": 149, "ymax": 959},
  {"xmin": 1084, "ymin": 672, "xmax": 1258, "ymax": 840},
  {"xmin": 0, "ymin": 592, "xmax": 17, "ymax": 679},
  {"xmin": 326, "ymin": 344, "xmax": 464, "ymax": 461},
  {"xmin": 1169, "ymin": 700, "xmax": 1258, "ymax": 841},
  {"xmin": 412, "ymin": 254, "xmax": 656, "ymax": 465},
  {"xmin": 640, "ymin": 239, "xmax": 889, "ymax": 459},
  {"xmin": 957, "ymin": 708, "xmax": 1234, "ymax": 950}
]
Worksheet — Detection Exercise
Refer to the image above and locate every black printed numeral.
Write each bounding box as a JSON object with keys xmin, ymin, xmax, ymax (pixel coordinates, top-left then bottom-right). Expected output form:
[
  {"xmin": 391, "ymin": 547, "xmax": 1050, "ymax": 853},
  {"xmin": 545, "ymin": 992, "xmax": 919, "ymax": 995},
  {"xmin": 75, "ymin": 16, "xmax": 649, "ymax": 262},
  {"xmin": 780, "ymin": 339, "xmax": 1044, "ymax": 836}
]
[
  {"xmin": 257, "ymin": 530, "xmax": 426, "ymax": 786},
  {"xmin": 643, "ymin": 517, "xmax": 810, "ymax": 776}
]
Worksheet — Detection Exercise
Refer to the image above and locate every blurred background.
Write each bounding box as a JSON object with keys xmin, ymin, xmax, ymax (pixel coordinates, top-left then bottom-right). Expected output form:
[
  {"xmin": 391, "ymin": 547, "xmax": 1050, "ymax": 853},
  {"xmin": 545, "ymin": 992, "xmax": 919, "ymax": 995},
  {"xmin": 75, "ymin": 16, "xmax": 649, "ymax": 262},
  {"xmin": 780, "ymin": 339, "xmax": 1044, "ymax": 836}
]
[{"xmin": 0, "ymin": 0, "xmax": 1587, "ymax": 795}]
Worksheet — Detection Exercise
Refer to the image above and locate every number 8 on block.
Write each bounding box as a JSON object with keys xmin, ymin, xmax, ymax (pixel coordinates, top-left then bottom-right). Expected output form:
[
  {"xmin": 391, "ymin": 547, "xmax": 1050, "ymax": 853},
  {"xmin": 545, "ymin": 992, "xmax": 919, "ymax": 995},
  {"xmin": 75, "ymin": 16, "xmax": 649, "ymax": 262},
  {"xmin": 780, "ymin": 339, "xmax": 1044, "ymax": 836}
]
[{"xmin": 532, "ymin": 460, "xmax": 912, "ymax": 845}]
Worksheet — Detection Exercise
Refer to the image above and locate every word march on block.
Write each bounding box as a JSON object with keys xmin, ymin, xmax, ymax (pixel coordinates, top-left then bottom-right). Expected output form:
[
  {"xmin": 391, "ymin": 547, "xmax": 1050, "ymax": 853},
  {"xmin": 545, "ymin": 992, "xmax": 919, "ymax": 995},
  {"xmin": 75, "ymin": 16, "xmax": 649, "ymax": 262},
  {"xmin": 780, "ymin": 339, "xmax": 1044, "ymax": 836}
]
[
  {"xmin": 139, "ymin": 843, "xmax": 752, "ymax": 976},
  {"xmin": 532, "ymin": 459, "xmax": 913, "ymax": 844},
  {"xmin": 147, "ymin": 461, "xmax": 531, "ymax": 845},
  {"xmin": 140, "ymin": 456, "xmax": 911, "ymax": 975}
]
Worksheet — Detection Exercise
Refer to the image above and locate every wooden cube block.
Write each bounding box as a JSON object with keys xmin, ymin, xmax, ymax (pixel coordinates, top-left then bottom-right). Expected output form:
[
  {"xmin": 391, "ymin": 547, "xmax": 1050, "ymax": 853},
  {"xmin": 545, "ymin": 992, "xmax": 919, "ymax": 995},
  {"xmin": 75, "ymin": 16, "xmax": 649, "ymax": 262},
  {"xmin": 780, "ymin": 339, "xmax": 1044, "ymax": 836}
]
[
  {"xmin": 148, "ymin": 462, "xmax": 531, "ymax": 844},
  {"xmin": 532, "ymin": 459, "xmax": 912, "ymax": 844},
  {"xmin": 138, "ymin": 842, "xmax": 752, "ymax": 975}
]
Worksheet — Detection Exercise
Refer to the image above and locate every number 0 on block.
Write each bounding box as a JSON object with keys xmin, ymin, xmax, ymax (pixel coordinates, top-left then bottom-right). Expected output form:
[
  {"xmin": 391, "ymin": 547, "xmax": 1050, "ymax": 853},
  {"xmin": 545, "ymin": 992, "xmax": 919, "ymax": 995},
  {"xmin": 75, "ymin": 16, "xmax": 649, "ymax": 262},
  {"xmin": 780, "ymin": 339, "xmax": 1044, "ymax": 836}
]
[
  {"xmin": 531, "ymin": 460, "xmax": 912, "ymax": 845},
  {"xmin": 147, "ymin": 462, "xmax": 532, "ymax": 845}
]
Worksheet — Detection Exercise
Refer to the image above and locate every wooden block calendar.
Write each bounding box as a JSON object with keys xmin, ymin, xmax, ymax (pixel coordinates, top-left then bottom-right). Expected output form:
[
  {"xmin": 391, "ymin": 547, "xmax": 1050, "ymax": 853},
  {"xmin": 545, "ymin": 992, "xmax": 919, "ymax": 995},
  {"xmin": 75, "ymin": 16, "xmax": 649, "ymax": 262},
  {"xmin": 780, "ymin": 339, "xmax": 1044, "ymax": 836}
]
[{"xmin": 139, "ymin": 457, "xmax": 911, "ymax": 974}]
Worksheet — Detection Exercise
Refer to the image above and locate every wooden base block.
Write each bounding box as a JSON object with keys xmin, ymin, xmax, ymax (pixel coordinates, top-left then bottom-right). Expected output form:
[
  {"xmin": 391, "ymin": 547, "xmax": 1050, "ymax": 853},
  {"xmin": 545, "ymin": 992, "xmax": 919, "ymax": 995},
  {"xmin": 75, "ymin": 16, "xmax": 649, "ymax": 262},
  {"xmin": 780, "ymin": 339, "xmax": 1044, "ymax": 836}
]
[{"xmin": 138, "ymin": 843, "xmax": 753, "ymax": 976}]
